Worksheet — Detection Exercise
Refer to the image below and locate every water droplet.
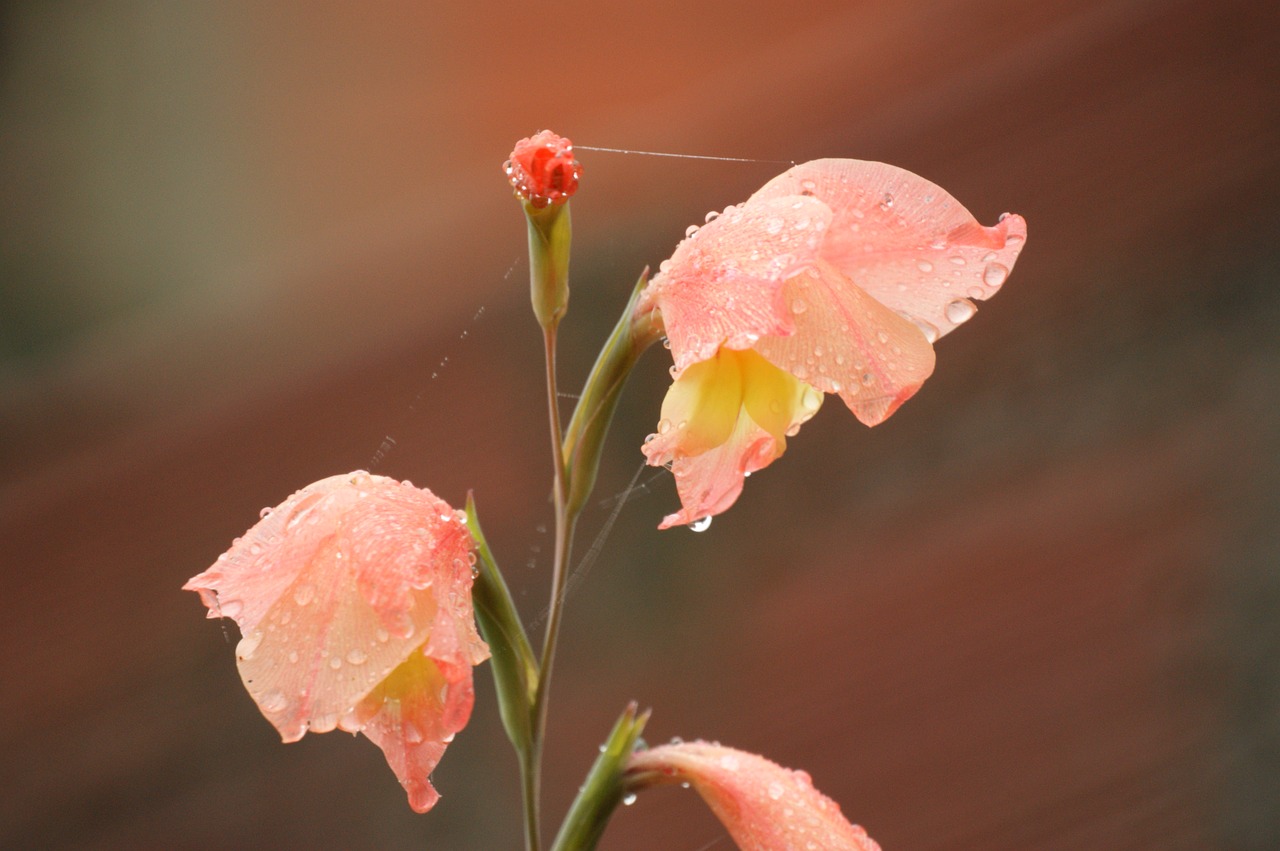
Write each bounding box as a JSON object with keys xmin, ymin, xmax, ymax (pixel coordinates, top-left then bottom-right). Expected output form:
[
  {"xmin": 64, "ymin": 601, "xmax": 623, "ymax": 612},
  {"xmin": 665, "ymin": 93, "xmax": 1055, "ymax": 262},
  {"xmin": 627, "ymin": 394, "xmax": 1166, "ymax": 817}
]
[
  {"xmin": 967, "ymin": 286, "xmax": 985, "ymax": 299},
  {"xmin": 983, "ymin": 262, "xmax": 1009, "ymax": 288},
  {"xmin": 294, "ymin": 584, "xmax": 315, "ymax": 606},
  {"xmin": 998, "ymin": 211, "xmax": 1010, "ymax": 222},
  {"xmin": 329, "ymin": 656, "xmax": 342, "ymax": 670},
  {"xmin": 949, "ymin": 255, "xmax": 966, "ymax": 266},
  {"xmin": 658, "ymin": 419, "xmax": 672, "ymax": 435},
  {"xmin": 1006, "ymin": 232, "xmax": 1024, "ymax": 245},
  {"xmin": 404, "ymin": 723, "xmax": 423, "ymax": 743},
  {"xmin": 913, "ymin": 318, "xmax": 940, "ymax": 343},
  {"xmin": 791, "ymin": 298, "xmax": 808, "ymax": 314},
  {"xmin": 916, "ymin": 259, "xmax": 933, "ymax": 272},
  {"xmin": 237, "ymin": 631, "xmax": 263, "ymax": 660},
  {"xmin": 945, "ymin": 299, "xmax": 977, "ymax": 324},
  {"xmin": 347, "ymin": 649, "xmax": 367, "ymax": 665},
  {"xmin": 288, "ymin": 650, "xmax": 299, "ymax": 664},
  {"xmin": 880, "ymin": 192, "xmax": 894, "ymax": 210},
  {"xmin": 260, "ymin": 691, "xmax": 288, "ymax": 714},
  {"xmin": 765, "ymin": 217, "xmax": 784, "ymax": 235},
  {"xmin": 718, "ymin": 754, "xmax": 741, "ymax": 771},
  {"xmin": 704, "ymin": 209, "xmax": 720, "ymax": 223},
  {"xmin": 768, "ymin": 782, "xmax": 785, "ymax": 800},
  {"xmin": 801, "ymin": 386, "xmax": 823, "ymax": 413},
  {"xmin": 622, "ymin": 793, "xmax": 637, "ymax": 806},
  {"xmin": 685, "ymin": 224, "xmax": 700, "ymax": 238},
  {"xmin": 690, "ymin": 516, "xmax": 713, "ymax": 533},
  {"xmin": 258, "ymin": 506, "xmax": 273, "ymax": 519},
  {"xmin": 375, "ymin": 628, "xmax": 390, "ymax": 643}
]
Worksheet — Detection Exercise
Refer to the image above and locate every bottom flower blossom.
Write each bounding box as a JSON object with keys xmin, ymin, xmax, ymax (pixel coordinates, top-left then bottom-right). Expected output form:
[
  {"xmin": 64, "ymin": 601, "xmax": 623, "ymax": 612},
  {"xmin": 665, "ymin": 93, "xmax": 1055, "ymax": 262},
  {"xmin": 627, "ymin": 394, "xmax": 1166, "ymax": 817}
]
[
  {"xmin": 183, "ymin": 471, "xmax": 490, "ymax": 813},
  {"xmin": 628, "ymin": 741, "xmax": 880, "ymax": 851}
]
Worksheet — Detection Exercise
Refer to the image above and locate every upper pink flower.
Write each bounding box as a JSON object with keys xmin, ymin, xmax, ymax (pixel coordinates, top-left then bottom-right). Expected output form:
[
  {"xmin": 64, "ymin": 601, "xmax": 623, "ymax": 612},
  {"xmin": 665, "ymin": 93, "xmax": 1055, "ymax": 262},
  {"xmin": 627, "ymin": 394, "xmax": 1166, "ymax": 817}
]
[
  {"xmin": 505, "ymin": 130, "xmax": 582, "ymax": 208},
  {"xmin": 183, "ymin": 472, "xmax": 490, "ymax": 813},
  {"xmin": 640, "ymin": 158, "xmax": 1026, "ymax": 527},
  {"xmin": 628, "ymin": 741, "xmax": 881, "ymax": 851}
]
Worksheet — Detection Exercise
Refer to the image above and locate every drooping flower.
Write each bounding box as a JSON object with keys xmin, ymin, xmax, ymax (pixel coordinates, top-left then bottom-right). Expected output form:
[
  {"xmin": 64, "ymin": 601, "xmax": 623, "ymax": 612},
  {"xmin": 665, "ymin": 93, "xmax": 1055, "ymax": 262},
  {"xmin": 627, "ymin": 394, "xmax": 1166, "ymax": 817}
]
[
  {"xmin": 627, "ymin": 741, "xmax": 881, "ymax": 851},
  {"xmin": 640, "ymin": 158, "xmax": 1027, "ymax": 527},
  {"xmin": 184, "ymin": 472, "xmax": 490, "ymax": 813},
  {"xmin": 504, "ymin": 129, "xmax": 582, "ymax": 208}
]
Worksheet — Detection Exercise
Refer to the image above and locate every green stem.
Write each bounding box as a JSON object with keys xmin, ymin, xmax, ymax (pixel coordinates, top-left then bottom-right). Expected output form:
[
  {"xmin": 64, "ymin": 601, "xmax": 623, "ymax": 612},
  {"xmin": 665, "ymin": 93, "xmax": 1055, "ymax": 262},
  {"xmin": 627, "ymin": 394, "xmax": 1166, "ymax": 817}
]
[{"xmin": 529, "ymin": 321, "xmax": 576, "ymax": 844}]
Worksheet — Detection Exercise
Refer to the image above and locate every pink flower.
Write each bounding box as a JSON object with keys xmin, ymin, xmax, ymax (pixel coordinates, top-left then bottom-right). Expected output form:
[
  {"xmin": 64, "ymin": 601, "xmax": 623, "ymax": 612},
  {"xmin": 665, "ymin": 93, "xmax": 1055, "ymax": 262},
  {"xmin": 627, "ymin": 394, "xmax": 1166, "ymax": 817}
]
[
  {"xmin": 640, "ymin": 159, "xmax": 1027, "ymax": 527},
  {"xmin": 184, "ymin": 472, "xmax": 490, "ymax": 813},
  {"xmin": 504, "ymin": 130, "xmax": 582, "ymax": 208},
  {"xmin": 628, "ymin": 741, "xmax": 881, "ymax": 851}
]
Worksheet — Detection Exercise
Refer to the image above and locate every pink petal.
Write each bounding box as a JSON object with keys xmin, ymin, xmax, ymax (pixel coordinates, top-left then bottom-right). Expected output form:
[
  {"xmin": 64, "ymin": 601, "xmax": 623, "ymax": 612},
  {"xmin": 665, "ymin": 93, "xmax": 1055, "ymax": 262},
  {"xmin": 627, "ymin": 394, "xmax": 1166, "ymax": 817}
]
[
  {"xmin": 753, "ymin": 259, "xmax": 935, "ymax": 426},
  {"xmin": 655, "ymin": 414, "xmax": 781, "ymax": 529},
  {"xmin": 630, "ymin": 741, "xmax": 881, "ymax": 851},
  {"xmin": 644, "ymin": 195, "xmax": 834, "ymax": 375},
  {"xmin": 749, "ymin": 158, "xmax": 1027, "ymax": 341},
  {"xmin": 355, "ymin": 653, "xmax": 475, "ymax": 813},
  {"xmin": 183, "ymin": 472, "xmax": 488, "ymax": 811}
]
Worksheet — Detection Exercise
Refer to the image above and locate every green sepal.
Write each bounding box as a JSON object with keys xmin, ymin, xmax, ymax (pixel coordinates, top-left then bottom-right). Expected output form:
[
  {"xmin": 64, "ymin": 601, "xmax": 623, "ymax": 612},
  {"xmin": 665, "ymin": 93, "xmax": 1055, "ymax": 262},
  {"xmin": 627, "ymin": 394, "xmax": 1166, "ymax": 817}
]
[
  {"xmin": 562, "ymin": 269, "xmax": 662, "ymax": 517},
  {"xmin": 525, "ymin": 200, "xmax": 572, "ymax": 329},
  {"xmin": 550, "ymin": 703, "xmax": 651, "ymax": 851},
  {"xmin": 466, "ymin": 493, "xmax": 539, "ymax": 752}
]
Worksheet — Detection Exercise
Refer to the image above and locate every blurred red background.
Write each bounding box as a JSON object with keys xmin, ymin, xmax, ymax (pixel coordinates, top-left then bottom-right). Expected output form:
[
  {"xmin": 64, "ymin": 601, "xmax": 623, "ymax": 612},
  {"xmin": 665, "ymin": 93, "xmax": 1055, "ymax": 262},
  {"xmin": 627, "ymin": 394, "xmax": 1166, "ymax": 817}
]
[{"xmin": 2, "ymin": 1, "xmax": 1277, "ymax": 848}]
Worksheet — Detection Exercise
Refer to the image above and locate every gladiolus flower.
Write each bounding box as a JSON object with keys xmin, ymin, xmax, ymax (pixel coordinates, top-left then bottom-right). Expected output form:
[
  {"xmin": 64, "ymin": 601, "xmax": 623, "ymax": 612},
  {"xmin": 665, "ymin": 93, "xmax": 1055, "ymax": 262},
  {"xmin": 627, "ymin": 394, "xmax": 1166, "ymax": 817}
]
[
  {"xmin": 184, "ymin": 472, "xmax": 490, "ymax": 813},
  {"xmin": 640, "ymin": 158, "xmax": 1027, "ymax": 527},
  {"xmin": 505, "ymin": 130, "xmax": 582, "ymax": 208},
  {"xmin": 628, "ymin": 741, "xmax": 881, "ymax": 851}
]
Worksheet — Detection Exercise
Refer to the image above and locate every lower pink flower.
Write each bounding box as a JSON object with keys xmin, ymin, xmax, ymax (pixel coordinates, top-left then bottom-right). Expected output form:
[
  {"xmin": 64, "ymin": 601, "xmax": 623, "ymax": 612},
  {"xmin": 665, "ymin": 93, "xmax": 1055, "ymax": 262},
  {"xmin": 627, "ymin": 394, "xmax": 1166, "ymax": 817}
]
[
  {"xmin": 184, "ymin": 471, "xmax": 490, "ymax": 813},
  {"xmin": 628, "ymin": 741, "xmax": 881, "ymax": 851},
  {"xmin": 640, "ymin": 158, "xmax": 1027, "ymax": 528}
]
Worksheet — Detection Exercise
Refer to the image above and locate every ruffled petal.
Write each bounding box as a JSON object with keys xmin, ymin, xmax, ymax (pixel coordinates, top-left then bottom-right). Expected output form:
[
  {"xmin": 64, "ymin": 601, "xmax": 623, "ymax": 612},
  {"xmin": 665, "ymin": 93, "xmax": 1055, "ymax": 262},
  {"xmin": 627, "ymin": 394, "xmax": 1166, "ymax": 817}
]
[
  {"xmin": 354, "ymin": 652, "xmax": 475, "ymax": 813},
  {"xmin": 750, "ymin": 158, "xmax": 1027, "ymax": 341},
  {"xmin": 754, "ymin": 259, "xmax": 936, "ymax": 426},
  {"xmin": 658, "ymin": 413, "xmax": 780, "ymax": 529},
  {"xmin": 629, "ymin": 741, "xmax": 881, "ymax": 851},
  {"xmin": 644, "ymin": 195, "xmax": 834, "ymax": 375}
]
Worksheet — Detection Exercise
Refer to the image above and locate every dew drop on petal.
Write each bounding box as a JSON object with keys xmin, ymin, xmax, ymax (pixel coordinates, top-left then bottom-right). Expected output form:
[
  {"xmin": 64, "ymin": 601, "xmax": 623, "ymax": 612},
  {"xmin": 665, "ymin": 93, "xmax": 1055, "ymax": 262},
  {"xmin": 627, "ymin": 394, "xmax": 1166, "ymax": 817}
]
[
  {"xmin": 622, "ymin": 793, "xmax": 638, "ymax": 806},
  {"xmin": 690, "ymin": 516, "xmax": 713, "ymax": 533},
  {"xmin": 347, "ymin": 649, "xmax": 367, "ymax": 665},
  {"xmin": 259, "ymin": 506, "xmax": 273, "ymax": 518},
  {"xmin": 260, "ymin": 690, "xmax": 288, "ymax": 714},
  {"xmin": 768, "ymin": 781, "xmax": 786, "ymax": 800},
  {"xmin": 791, "ymin": 298, "xmax": 808, "ymax": 314},
  {"xmin": 945, "ymin": 299, "xmax": 977, "ymax": 324},
  {"xmin": 949, "ymin": 255, "xmax": 967, "ymax": 266},
  {"xmin": 880, "ymin": 192, "xmax": 894, "ymax": 210},
  {"xmin": 916, "ymin": 259, "xmax": 933, "ymax": 272},
  {"xmin": 983, "ymin": 262, "xmax": 1009, "ymax": 288},
  {"xmin": 329, "ymin": 656, "xmax": 342, "ymax": 671},
  {"xmin": 375, "ymin": 628, "xmax": 390, "ymax": 644},
  {"xmin": 293, "ymin": 584, "xmax": 315, "ymax": 606}
]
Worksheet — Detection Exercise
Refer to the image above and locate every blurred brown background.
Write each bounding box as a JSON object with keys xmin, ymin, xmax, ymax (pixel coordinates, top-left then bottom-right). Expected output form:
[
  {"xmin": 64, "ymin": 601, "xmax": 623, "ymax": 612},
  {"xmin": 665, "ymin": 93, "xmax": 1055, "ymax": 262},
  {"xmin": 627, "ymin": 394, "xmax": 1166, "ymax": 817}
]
[{"xmin": 2, "ymin": 1, "xmax": 1277, "ymax": 848}]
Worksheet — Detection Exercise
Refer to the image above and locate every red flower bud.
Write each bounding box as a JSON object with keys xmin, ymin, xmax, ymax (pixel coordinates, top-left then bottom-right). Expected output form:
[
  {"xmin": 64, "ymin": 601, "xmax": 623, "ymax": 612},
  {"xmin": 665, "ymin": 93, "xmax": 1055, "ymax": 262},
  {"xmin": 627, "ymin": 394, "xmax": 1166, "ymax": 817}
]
[{"xmin": 504, "ymin": 130, "xmax": 582, "ymax": 208}]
